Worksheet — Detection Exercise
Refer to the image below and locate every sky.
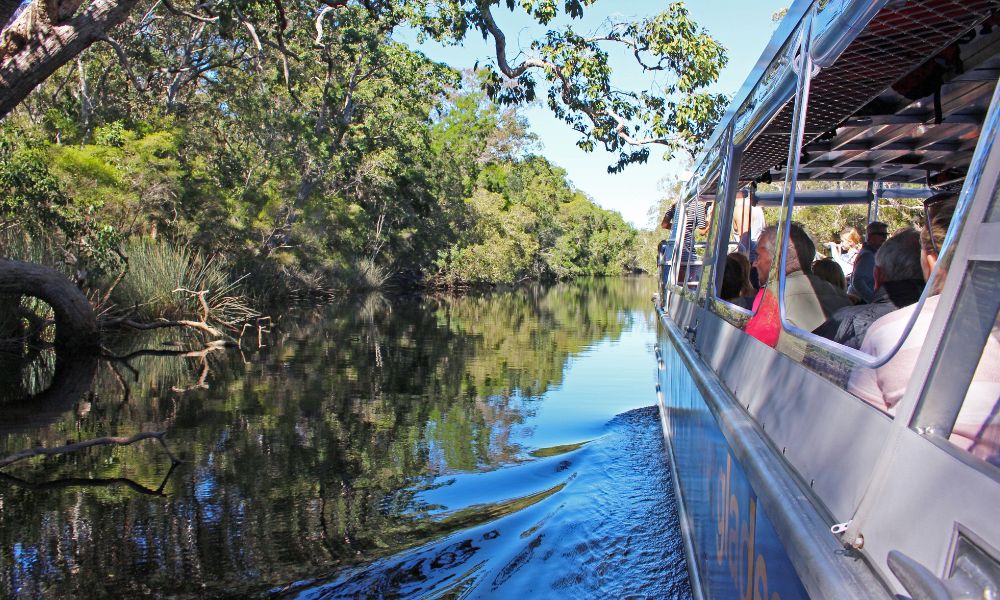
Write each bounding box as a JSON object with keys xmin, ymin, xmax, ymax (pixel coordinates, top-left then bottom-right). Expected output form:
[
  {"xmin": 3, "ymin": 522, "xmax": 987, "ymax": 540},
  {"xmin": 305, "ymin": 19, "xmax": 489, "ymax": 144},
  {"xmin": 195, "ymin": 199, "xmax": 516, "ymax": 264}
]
[{"xmin": 397, "ymin": 0, "xmax": 789, "ymax": 228}]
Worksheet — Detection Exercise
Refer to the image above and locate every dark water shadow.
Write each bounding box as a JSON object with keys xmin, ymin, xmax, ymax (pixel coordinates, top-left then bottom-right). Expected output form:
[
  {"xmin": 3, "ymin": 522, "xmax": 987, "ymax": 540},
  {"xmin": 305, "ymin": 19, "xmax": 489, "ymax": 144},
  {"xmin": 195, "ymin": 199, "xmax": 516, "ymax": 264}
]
[{"xmin": 0, "ymin": 351, "xmax": 99, "ymax": 435}]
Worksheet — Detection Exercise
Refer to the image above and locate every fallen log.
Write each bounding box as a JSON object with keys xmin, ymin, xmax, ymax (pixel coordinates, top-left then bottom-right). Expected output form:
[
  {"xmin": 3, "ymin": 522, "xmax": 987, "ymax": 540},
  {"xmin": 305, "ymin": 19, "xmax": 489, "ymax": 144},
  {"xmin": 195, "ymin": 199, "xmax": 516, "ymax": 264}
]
[{"xmin": 0, "ymin": 259, "xmax": 98, "ymax": 351}]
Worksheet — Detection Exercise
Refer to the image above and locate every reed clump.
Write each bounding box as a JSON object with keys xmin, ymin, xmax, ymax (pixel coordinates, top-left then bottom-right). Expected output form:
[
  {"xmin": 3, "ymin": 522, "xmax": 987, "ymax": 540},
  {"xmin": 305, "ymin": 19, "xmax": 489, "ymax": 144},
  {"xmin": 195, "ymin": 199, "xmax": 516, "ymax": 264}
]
[{"xmin": 108, "ymin": 237, "xmax": 258, "ymax": 328}]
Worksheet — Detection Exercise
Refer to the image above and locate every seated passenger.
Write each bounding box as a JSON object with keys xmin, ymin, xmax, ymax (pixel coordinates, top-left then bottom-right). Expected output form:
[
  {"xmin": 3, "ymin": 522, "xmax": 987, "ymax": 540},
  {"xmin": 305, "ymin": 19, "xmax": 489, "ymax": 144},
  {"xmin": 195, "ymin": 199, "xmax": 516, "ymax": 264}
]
[
  {"xmin": 813, "ymin": 228, "xmax": 924, "ymax": 349},
  {"xmin": 847, "ymin": 221, "xmax": 889, "ymax": 303},
  {"xmin": 719, "ymin": 252, "xmax": 755, "ymax": 303},
  {"xmin": 812, "ymin": 257, "xmax": 847, "ymax": 291},
  {"xmin": 848, "ymin": 197, "xmax": 1000, "ymax": 462},
  {"xmin": 825, "ymin": 227, "xmax": 862, "ymax": 277},
  {"xmin": 745, "ymin": 224, "xmax": 853, "ymax": 347}
]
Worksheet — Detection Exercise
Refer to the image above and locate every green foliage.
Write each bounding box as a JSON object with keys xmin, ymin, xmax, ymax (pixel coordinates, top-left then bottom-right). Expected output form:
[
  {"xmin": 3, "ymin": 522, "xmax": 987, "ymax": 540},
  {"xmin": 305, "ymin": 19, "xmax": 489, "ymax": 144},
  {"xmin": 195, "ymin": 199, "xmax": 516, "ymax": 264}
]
[
  {"xmin": 434, "ymin": 156, "xmax": 637, "ymax": 285},
  {"xmin": 111, "ymin": 237, "xmax": 257, "ymax": 326},
  {"xmin": 0, "ymin": 123, "xmax": 121, "ymax": 270},
  {"xmin": 3, "ymin": 0, "xmax": 662, "ymax": 299},
  {"xmin": 407, "ymin": 0, "xmax": 729, "ymax": 172}
]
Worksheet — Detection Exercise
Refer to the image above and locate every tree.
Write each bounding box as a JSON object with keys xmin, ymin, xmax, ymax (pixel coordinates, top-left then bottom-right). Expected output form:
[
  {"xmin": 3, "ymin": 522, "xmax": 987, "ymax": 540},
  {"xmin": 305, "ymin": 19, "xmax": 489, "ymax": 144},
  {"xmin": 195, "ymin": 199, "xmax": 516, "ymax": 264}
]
[
  {"xmin": 3, "ymin": 0, "xmax": 729, "ymax": 171},
  {"xmin": 1, "ymin": 0, "xmax": 730, "ymax": 347}
]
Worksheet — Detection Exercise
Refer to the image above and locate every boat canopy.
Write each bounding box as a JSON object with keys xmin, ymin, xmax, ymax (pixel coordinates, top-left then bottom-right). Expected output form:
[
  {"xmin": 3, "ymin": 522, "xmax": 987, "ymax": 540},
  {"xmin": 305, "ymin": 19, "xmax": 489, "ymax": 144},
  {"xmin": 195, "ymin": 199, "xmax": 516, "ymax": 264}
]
[{"xmin": 686, "ymin": 0, "xmax": 1000, "ymax": 199}]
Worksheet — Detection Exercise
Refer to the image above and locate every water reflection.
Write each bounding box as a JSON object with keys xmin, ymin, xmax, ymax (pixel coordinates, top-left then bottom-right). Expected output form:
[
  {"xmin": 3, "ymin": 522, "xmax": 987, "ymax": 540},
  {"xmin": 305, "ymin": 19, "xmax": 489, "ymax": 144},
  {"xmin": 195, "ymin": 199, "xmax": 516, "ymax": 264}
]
[{"xmin": 0, "ymin": 277, "xmax": 687, "ymax": 597}]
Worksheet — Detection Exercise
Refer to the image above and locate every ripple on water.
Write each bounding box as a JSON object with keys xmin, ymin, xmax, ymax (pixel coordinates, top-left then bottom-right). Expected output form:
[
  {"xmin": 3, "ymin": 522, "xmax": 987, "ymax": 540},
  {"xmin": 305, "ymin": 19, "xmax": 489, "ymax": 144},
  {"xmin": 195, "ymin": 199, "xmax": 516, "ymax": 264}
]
[{"xmin": 283, "ymin": 406, "xmax": 691, "ymax": 599}]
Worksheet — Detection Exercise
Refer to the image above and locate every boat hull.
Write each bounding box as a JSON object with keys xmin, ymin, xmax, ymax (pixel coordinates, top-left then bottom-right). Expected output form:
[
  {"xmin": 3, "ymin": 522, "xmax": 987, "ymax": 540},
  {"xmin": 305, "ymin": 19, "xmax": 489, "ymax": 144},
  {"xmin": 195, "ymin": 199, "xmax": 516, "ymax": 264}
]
[{"xmin": 656, "ymin": 318, "xmax": 809, "ymax": 600}]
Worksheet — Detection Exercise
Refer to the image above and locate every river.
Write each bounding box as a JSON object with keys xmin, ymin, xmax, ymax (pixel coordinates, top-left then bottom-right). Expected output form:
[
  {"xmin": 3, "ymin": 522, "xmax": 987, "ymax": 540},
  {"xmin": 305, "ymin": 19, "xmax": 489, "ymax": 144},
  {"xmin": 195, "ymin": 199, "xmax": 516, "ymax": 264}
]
[{"xmin": 0, "ymin": 277, "xmax": 690, "ymax": 598}]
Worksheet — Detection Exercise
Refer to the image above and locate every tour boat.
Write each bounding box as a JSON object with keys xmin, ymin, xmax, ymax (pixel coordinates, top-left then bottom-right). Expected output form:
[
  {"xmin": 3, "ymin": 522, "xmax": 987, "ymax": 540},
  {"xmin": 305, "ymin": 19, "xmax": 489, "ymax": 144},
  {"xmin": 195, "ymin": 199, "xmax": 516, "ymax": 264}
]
[{"xmin": 654, "ymin": 0, "xmax": 1000, "ymax": 597}]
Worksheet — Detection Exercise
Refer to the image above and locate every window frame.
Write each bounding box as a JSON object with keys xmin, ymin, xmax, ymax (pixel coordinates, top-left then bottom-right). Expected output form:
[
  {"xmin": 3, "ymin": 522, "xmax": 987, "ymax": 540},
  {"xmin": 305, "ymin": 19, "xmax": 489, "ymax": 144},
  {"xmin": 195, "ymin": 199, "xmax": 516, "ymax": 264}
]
[
  {"xmin": 664, "ymin": 182, "xmax": 719, "ymax": 304},
  {"xmin": 763, "ymin": 9, "xmax": 988, "ymax": 374},
  {"xmin": 705, "ymin": 131, "xmax": 757, "ymax": 328}
]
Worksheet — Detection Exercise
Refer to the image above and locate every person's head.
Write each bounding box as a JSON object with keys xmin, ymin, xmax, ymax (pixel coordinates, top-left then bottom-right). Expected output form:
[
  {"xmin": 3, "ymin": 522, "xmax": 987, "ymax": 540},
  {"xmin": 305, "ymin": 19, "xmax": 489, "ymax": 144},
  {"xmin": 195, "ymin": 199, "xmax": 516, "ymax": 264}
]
[
  {"xmin": 873, "ymin": 228, "xmax": 923, "ymax": 289},
  {"xmin": 812, "ymin": 257, "xmax": 847, "ymax": 290},
  {"xmin": 720, "ymin": 255, "xmax": 744, "ymax": 301},
  {"xmin": 754, "ymin": 222, "xmax": 814, "ymax": 281},
  {"xmin": 919, "ymin": 193, "xmax": 957, "ymax": 285},
  {"xmin": 840, "ymin": 227, "xmax": 862, "ymax": 250},
  {"xmin": 787, "ymin": 223, "xmax": 816, "ymax": 274},
  {"xmin": 865, "ymin": 221, "xmax": 889, "ymax": 250},
  {"xmin": 721, "ymin": 252, "xmax": 753, "ymax": 300},
  {"xmin": 754, "ymin": 226, "xmax": 777, "ymax": 282}
]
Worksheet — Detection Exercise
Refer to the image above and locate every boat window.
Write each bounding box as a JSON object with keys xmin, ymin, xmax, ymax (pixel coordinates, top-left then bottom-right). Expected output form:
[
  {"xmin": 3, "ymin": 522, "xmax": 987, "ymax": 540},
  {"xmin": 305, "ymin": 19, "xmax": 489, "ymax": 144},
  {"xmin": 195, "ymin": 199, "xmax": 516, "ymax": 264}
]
[
  {"xmin": 737, "ymin": 9, "xmax": 1000, "ymax": 390},
  {"xmin": 706, "ymin": 190, "xmax": 767, "ymax": 325},
  {"xmin": 710, "ymin": 185, "xmax": 761, "ymax": 313},
  {"xmin": 909, "ymin": 260, "xmax": 1000, "ymax": 469}
]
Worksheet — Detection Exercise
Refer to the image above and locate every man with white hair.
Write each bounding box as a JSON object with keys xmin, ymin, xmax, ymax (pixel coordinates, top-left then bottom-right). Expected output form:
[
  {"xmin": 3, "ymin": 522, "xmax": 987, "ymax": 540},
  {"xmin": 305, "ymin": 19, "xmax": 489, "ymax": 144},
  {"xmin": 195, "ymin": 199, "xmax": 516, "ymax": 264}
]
[
  {"xmin": 814, "ymin": 228, "xmax": 925, "ymax": 349},
  {"xmin": 745, "ymin": 223, "xmax": 852, "ymax": 347}
]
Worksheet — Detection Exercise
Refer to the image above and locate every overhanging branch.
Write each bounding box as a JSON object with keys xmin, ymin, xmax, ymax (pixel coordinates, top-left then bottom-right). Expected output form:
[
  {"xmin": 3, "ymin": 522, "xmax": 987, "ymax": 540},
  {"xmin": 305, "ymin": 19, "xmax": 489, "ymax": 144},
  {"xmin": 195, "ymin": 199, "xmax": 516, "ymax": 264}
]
[{"xmin": 477, "ymin": 1, "xmax": 675, "ymax": 149}]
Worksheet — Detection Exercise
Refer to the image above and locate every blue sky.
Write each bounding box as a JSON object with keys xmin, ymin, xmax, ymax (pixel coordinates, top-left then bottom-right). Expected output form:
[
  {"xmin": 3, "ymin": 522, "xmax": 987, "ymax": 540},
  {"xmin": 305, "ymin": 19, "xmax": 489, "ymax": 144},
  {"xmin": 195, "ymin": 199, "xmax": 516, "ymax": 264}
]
[{"xmin": 397, "ymin": 0, "xmax": 789, "ymax": 228}]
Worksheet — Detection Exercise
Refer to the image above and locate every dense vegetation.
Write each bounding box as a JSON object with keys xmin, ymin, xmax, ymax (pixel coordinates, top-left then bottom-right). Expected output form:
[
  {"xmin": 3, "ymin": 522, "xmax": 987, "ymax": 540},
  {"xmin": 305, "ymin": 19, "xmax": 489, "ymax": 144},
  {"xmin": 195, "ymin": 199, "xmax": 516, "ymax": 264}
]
[
  {"xmin": 1, "ymin": 62, "xmax": 638, "ymax": 306},
  {"xmin": 0, "ymin": 0, "xmax": 732, "ymax": 328}
]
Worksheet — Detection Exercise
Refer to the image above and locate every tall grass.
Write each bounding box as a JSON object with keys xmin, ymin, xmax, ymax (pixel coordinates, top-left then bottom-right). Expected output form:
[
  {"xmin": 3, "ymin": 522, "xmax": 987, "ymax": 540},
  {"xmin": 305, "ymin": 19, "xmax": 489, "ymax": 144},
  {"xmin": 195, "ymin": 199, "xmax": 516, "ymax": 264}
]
[
  {"xmin": 108, "ymin": 238, "xmax": 259, "ymax": 327},
  {"xmin": 351, "ymin": 257, "xmax": 393, "ymax": 292}
]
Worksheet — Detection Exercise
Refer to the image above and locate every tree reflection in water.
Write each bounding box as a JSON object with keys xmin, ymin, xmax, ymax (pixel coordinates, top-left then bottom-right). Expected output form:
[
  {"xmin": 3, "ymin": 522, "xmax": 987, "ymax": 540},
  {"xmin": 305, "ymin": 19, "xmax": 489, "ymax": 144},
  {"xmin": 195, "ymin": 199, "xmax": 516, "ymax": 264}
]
[{"xmin": 0, "ymin": 277, "xmax": 653, "ymax": 597}]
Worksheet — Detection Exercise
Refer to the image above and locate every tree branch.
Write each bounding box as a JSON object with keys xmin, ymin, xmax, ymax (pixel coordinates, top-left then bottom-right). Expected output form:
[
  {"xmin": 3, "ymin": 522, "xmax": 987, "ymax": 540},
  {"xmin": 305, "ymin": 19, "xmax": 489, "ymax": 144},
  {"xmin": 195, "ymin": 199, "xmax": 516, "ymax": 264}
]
[
  {"xmin": 476, "ymin": 1, "xmax": 673, "ymax": 149},
  {"xmin": 0, "ymin": 431, "xmax": 181, "ymax": 469},
  {"xmin": 158, "ymin": 0, "xmax": 216, "ymax": 23},
  {"xmin": 0, "ymin": 0, "xmax": 142, "ymax": 119},
  {"xmin": 97, "ymin": 34, "xmax": 144, "ymax": 92}
]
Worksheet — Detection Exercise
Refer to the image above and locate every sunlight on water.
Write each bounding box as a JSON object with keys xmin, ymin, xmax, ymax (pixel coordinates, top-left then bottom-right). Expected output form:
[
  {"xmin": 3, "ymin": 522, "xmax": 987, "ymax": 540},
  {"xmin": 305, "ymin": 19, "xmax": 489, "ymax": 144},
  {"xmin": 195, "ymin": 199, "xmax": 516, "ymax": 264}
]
[{"xmin": 0, "ymin": 277, "xmax": 690, "ymax": 598}]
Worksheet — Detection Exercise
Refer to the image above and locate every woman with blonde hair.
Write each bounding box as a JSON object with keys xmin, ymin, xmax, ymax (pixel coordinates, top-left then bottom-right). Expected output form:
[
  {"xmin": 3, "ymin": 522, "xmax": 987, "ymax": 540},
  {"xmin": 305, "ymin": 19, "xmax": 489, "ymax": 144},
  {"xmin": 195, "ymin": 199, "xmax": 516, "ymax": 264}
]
[{"xmin": 826, "ymin": 226, "xmax": 862, "ymax": 277}]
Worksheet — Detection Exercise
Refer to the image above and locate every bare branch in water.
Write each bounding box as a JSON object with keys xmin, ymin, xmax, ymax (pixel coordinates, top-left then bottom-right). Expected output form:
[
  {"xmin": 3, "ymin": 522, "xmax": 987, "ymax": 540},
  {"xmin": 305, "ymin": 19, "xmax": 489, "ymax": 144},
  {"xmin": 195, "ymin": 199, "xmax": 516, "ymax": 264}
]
[{"xmin": 0, "ymin": 431, "xmax": 181, "ymax": 469}]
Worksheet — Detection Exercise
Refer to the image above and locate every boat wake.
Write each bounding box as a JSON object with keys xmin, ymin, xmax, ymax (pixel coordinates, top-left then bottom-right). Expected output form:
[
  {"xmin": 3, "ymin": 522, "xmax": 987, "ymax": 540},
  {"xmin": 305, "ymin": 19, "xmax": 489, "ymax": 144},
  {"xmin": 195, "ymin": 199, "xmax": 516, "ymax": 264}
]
[{"xmin": 280, "ymin": 406, "xmax": 691, "ymax": 599}]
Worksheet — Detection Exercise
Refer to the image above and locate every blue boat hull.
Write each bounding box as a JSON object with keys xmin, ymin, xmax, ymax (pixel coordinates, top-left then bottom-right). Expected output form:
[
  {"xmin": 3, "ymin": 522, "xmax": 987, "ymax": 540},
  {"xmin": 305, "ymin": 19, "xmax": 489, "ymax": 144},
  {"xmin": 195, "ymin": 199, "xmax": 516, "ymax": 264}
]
[{"xmin": 657, "ymin": 319, "xmax": 809, "ymax": 600}]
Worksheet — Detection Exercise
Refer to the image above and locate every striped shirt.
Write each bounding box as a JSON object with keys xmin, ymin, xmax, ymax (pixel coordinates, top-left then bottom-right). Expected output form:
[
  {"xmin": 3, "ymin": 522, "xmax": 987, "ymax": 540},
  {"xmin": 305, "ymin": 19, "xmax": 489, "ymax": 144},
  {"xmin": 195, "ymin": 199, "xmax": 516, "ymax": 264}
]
[{"xmin": 665, "ymin": 200, "xmax": 708, "ymax": 254}]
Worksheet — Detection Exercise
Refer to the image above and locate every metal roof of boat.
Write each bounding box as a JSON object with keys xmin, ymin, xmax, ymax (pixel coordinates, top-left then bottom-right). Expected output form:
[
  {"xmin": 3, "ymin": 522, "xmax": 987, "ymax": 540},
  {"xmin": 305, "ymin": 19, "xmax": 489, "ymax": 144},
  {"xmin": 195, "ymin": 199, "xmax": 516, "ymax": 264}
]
[{"xmin": 685, "ymin": 0, "xmax": 1000, "ymax": 198}]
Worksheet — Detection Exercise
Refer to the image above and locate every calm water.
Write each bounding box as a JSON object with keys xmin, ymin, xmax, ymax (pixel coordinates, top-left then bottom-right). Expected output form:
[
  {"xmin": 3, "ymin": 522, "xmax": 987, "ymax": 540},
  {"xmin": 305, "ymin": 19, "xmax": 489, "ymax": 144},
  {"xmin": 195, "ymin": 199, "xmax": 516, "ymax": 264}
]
[{"xmin": 0, "ymin": 277, "xmax": 690, "ymax": 598}]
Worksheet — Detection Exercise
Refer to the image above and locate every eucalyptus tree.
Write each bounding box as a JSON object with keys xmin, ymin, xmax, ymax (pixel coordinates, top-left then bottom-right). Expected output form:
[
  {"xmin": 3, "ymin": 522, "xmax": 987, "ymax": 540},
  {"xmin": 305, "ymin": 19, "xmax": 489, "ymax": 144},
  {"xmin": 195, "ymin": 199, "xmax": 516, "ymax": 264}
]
[
  {"xmin": 1, "ymin": 0, "xmax": 729, "ymax": 346},
  {"xmin": 3, "ymin": 0, "xmax": 728, "ymax": 167}
]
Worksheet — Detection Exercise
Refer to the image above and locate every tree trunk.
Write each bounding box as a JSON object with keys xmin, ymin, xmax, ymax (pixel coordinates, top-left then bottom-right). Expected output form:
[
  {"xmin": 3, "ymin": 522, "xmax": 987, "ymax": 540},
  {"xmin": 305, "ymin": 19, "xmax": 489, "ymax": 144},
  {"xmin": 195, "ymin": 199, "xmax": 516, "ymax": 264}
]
[
  {"xmin": 0, "ymin": 0, "xmax": 140, "ymax": 119},
  {"xmin": 0, "ymin": 259, "xmax": 98, "ymax": 350}
]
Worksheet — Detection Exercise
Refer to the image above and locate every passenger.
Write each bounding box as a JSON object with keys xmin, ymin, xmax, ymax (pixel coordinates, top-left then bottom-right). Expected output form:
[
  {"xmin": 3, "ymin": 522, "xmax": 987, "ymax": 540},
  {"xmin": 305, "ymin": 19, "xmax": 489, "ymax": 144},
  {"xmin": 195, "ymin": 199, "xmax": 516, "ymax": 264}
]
[
  {"xmin": 660, "ymin": 197, "xmax": 709, "ymax": 239},
  {"xmin": 847, "ymin": 221, "xmax": 889, "ymax": 303},
  {"xmin": 661, "ymin": 197, "xmax": 710, "ymax": 284},
  {"xmin": 732, "ymin": 189, "xmax": 765, "ymax": 287},
  {"xmin": 720, "ymin": 252, "xmax": 755, "ymax": 303},
  {"xmin": 848, "ymin": 197, "xmax": 1000, "ymax": 462},
  {"xmin": 745, "ymin": 223, "xmax": 853, "ymax": 347},
  {"xmin": 812, "ymin": 257, "xmax": 847, "ymax": 291},
  {"xmin": 826, "ymin": 227, "xmax": 862, "ymax": 277},
  {"xmin": 813, "ymin": 228, "xmax": 924, "ymax": 349}
]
